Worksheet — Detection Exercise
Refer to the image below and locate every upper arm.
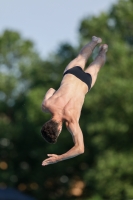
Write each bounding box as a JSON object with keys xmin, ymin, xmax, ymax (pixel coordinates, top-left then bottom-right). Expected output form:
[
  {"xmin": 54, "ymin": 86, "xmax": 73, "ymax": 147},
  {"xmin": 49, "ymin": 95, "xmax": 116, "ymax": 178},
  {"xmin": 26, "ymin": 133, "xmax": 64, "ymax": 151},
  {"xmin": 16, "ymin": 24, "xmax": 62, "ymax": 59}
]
[
  {"xmin": 66, "ymin": 122, "xmax": 84, "ymax": 153},
  {"xmin": 42, "ymin": 88, "xmax": 56, "ymax": 112}
]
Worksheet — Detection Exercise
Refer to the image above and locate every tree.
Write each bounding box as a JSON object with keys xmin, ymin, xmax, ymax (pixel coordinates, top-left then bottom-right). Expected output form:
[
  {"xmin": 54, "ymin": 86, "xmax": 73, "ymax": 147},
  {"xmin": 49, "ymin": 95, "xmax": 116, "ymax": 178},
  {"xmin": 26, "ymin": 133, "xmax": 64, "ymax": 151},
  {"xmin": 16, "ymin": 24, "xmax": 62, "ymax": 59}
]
[{"xmin": 78, "ymin": 0, "xmax": 133, "ymax": 199}]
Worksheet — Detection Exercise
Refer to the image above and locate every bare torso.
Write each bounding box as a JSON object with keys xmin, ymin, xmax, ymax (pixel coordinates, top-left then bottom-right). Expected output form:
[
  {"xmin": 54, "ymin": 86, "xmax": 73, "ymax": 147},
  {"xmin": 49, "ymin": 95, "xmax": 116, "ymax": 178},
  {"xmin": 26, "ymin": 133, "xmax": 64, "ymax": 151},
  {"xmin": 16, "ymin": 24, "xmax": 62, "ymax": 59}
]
[{"xmin": 46, "ymin": 74, "xmax": 88, "ymax": 122}]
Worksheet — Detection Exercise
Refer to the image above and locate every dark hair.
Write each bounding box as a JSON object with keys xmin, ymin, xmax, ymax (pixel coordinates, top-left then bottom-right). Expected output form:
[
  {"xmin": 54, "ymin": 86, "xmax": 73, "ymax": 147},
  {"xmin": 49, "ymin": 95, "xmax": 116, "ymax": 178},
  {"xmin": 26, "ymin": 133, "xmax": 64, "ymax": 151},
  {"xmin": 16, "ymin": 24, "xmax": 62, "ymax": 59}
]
[{"xmin": 41, "ymin": 120, "xmax": 59, "ymax": 144}]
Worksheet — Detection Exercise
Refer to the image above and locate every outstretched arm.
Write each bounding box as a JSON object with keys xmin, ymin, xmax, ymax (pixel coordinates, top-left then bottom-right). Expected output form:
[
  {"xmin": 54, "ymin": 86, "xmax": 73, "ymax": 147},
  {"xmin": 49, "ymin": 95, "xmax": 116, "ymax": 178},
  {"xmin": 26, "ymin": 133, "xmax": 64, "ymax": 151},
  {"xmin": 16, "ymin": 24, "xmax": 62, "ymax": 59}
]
[
  {"xmin": 41, "ymin": 88, "xmax": 56, "ymax": 112},
  {"xmin": 42, "ymin": 122, "xmax": 84, "ymax": 166}
]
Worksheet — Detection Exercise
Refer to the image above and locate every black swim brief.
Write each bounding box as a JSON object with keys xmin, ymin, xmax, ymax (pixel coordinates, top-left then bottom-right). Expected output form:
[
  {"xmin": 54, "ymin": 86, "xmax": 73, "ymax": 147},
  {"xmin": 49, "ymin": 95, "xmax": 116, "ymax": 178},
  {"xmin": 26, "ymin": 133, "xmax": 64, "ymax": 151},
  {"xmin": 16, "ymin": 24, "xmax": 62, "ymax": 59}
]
[{"xmin": 63, "ymin": 66, "xmax": 92, "ymax": 91}]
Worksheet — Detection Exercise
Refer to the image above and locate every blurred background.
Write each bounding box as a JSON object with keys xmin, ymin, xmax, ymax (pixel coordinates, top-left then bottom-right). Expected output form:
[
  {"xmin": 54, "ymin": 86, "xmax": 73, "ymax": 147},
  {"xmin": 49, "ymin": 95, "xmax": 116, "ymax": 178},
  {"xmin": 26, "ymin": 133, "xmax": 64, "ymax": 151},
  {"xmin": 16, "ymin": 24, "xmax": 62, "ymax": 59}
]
[{"xmin": 0, "ymin": 0, "xmax": 133, "ymax": 200}]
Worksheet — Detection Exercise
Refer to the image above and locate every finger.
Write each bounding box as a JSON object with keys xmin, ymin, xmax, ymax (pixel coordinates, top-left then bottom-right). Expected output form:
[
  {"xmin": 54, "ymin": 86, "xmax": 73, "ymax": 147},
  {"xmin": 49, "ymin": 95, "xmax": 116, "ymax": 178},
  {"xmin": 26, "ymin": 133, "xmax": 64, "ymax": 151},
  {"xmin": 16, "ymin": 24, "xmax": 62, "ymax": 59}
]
[
  {"xmin": 43, "ymin": 159, "xmax": 49, "ymax": 163},
  {"xmin": 42, "ymin": 159, "xmax": 49, "ymax": 164},
  {"xmin": 42, "ymin": 161, "xmax": 49, "ymax": 166},
  {"xmin": 42, "ymin": 162, "xmax": 46, "ymax": 166},
  {"xmin": 47, "ymin": 154, "xmax": 55, "ymax": 157},
  {"xmin": 43, "ymin": 157, "xmax": 52, "ymax": 163}
]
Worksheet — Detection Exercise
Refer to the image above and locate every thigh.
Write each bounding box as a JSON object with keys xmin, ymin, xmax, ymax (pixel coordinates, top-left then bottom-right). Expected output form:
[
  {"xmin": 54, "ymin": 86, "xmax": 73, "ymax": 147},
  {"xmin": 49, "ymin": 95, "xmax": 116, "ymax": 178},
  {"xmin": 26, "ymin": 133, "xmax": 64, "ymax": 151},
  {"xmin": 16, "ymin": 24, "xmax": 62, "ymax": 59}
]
[
  {"xmin": 63, "ymin": 54, "xmax": 86, "ymax": 73},
  {"xmin": 85, "ymin": 65, "xmax": 100, "ymax": 88},
  {"xmin": 85, "ymin": 65, "xmax": 98, "ymax": 76}
]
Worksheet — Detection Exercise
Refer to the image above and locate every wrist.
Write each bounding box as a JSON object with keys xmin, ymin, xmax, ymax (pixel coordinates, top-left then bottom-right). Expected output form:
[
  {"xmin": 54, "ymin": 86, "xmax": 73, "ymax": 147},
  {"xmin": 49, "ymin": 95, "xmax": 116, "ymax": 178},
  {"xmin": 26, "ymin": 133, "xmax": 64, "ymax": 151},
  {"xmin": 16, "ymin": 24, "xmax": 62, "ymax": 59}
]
[{"xmin": 58, "ymin": 154, "xmax": 63, "ymax": 162}]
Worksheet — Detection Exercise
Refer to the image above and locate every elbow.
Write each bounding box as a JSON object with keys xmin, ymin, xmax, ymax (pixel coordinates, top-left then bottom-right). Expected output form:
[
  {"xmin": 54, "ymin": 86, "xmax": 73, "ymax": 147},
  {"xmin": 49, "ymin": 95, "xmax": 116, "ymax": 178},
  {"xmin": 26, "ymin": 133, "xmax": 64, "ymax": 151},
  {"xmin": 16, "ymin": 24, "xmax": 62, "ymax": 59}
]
[
  {"xmin": 80, "ymin": 148, "xmax": 84, "ymax": 154},
  {"xmin": 50, "ymin": 88, "xmax": 55, "ymax": 92},
  {"xmin": 78, "ymin": 146, "xmax": 84, "ymax": 154}
]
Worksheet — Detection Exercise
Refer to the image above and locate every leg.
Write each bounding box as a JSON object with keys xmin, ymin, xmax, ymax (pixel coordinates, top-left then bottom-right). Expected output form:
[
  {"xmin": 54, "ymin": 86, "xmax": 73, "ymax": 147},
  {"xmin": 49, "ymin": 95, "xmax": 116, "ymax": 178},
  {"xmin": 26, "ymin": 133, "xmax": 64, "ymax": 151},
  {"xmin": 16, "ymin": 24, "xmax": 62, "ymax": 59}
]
[
  {"xmin": 63, "ymin": 36, "xmax": 102, "ymax": 73},
  {"xmin": 85, "ymin": 44, "xmax": 108, "ymax": 88}
]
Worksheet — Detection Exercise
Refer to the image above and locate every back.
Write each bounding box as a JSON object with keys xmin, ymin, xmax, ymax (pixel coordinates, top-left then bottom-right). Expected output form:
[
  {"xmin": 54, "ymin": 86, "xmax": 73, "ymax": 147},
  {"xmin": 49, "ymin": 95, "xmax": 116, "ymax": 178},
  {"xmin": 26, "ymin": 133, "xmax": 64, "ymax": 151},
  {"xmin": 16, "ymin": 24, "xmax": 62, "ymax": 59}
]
[{"xmin": 46, "ymin": 74, "xmax": 88, "ymax": 121}]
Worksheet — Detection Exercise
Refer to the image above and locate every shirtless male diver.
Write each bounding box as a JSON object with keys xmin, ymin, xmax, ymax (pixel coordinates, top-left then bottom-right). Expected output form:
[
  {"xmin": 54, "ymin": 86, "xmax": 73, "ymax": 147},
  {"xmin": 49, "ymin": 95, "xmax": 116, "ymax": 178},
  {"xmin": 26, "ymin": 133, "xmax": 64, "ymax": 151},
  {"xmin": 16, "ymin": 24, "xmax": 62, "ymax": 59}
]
[{"xmin": 41, "ymin": 36, "xmax": 108, "ymax": 166}]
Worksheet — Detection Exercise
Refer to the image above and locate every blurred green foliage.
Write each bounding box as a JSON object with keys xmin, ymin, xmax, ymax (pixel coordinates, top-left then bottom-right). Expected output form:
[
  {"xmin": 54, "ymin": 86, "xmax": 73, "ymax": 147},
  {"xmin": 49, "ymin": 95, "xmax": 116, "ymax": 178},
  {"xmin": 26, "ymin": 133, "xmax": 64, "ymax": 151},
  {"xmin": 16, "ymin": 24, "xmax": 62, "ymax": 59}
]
[{"xmin": 0, "ymin": 0, "xmax": 133, "ymax": 200}]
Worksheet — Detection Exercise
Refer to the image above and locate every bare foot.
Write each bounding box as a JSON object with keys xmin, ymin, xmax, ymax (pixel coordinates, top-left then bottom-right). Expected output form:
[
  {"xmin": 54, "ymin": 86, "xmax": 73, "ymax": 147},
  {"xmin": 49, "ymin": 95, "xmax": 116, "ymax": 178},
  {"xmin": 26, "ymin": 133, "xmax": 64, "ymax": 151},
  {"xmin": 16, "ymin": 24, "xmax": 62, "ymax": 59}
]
[
  {"xmin": 99, "ymin": 44, "xmax": 108, "ymax": 53},
  {"xmin": 92, "ymin": 36, "xmax": 102, "ymax": 44}
]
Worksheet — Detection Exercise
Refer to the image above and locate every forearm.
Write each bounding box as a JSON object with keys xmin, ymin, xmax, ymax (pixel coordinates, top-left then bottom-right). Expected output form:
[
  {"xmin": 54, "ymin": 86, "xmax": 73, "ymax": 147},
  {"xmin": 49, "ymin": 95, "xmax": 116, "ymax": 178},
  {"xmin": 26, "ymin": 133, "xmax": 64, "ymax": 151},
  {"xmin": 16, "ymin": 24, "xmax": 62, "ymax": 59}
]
[{"xmin": 58, "ymin": 145, "xmax": 84, "ymax": 162}]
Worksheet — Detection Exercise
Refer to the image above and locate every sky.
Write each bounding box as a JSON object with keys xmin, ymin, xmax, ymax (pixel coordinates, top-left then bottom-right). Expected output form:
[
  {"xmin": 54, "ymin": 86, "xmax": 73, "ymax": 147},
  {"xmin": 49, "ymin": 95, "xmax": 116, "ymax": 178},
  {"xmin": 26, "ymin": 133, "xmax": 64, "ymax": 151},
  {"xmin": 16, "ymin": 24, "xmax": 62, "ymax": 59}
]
[{"xmin": 0, "ymin": 0, "xmax": 117, "ymax": 58}]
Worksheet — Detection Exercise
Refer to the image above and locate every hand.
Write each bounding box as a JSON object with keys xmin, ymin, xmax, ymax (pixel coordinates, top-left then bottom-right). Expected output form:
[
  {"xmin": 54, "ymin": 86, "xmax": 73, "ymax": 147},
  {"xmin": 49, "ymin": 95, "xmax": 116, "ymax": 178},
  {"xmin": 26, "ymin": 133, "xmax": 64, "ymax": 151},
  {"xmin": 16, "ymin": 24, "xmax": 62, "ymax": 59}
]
[{"xmin": 42, "ymin": 154, "xmax": 59, "ymax": 166}]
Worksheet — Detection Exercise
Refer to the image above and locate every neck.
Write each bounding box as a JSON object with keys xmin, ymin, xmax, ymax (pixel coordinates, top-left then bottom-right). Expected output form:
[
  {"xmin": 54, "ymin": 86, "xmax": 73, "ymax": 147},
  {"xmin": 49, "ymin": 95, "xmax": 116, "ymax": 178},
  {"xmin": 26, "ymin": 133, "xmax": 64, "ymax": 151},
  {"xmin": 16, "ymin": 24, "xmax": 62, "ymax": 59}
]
[{"xmin": 52, "ymin": 114, "xmax": 62, "ymax": 123}]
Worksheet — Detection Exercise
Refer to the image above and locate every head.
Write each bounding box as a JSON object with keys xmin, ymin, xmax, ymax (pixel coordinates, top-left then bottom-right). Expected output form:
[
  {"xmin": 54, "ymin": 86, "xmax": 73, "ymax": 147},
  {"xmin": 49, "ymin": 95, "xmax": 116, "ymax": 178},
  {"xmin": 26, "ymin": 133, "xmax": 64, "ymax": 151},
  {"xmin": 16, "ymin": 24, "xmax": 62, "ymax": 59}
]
[{"xmin": 41, "ymin": 119, "xmax": 62, "ymax": 144}]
